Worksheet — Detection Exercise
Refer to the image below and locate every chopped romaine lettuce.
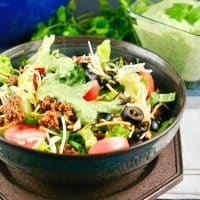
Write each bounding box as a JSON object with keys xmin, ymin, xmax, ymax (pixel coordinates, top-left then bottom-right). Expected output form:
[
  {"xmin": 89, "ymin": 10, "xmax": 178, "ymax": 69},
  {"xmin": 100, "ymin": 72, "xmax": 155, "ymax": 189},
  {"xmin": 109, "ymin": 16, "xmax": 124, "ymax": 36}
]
[
  {"xmin": 78, "ymin": 125, "xmax": 97, "ymax": 149},
  {"xmin": 154, "ymin": 117, "xmax": 174, "ymax": 136},
  {"xmin": 28, "ymin": 35, "xmax": 55, "ymax": 66},
  {"xmin": 147, "ymin": 91, "xmax": 176, "ymax": 106},
  {"xmin": 105, "ymin": 125, "xmax": 130, "ymax": 138},
  {"xmin": 17, "ymin": 66, "xmax": 37, "ymax": 113},
  {"xmin": 34, "ymin": 141, "xmax": 51, "ymax": 153},
  {"xmin": 96, "ymin": 39, "xmax": 111, "ymax": 63}
]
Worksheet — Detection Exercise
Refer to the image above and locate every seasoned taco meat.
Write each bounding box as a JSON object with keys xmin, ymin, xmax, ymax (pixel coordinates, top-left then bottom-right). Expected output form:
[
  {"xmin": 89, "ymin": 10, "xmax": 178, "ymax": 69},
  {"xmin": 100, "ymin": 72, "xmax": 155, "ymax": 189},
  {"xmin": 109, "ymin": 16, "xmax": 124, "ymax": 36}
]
[{"xmin": 0, "ymin": 95, "xmax": 25, "ymax": 124}]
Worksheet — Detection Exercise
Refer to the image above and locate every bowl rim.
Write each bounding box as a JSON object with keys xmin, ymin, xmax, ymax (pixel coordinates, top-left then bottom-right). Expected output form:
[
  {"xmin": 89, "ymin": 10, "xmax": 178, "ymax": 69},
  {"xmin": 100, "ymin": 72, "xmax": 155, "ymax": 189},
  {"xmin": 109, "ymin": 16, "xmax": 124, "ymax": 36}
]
[{"xmin": 0, "ymin": 35, "xmax": 187, "ymax": 158}]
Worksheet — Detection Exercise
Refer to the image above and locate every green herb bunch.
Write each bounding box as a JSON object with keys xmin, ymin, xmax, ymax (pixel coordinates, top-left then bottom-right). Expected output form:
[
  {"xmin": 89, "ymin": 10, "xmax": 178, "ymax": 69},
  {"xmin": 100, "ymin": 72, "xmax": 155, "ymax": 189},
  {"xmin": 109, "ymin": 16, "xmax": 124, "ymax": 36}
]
[{"xmin": 31, "ymin": 0, "xmax": 137, "ymax": 43}]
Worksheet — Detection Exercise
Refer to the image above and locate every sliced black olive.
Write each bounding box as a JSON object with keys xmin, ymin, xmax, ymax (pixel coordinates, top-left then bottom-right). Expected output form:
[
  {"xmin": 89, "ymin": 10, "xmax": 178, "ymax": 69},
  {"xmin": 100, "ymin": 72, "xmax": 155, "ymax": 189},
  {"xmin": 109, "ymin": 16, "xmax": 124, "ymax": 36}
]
[
  {"xmin": 121, "ymin": 106, "xmax": 144, "ymax": 124},
  {"xmin": 98, "ymin": 112, "xmax": 113, "ymax": 121},
  {"xmin": 150, "ymin": 119, "xmax": 161, "ymax": 131}
]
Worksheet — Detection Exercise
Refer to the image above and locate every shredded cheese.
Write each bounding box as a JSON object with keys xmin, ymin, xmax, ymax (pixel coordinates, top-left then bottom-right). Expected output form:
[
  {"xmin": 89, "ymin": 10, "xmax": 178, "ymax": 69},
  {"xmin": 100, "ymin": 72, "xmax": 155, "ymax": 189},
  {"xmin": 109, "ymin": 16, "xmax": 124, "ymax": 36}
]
[
  {"xmin": 106, "ymin": 83, "xmax": 118, "ymax": 95},
  {"xmin": 49, "ymin": 136, "xmax": 61, "ymax": 153},
  {"xmin": 59, "ymin": 115, "xmax": 67, "ymax": 154},
  {"xmin": 39, "ymin": 126, "xmax": 58, "ymax": 136},
  {"xmin": 95, "ymin": 120, "xmax": 131, "ymax": 128}
]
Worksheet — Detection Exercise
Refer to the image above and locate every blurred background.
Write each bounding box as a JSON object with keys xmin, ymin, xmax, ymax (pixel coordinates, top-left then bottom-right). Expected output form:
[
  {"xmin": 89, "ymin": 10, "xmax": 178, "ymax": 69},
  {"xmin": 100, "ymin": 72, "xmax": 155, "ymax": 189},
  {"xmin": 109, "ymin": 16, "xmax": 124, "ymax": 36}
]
[{"xmin": 0, "ymin": 0, "xmax": 118, "ymax": 50}]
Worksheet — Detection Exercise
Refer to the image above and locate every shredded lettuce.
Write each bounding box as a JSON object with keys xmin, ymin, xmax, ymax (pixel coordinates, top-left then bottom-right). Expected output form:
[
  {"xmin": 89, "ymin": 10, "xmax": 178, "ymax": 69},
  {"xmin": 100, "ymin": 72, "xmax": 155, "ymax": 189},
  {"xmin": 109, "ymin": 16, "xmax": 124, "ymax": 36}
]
[
  {"xmin": 28, "ymin": 35, "xmax": 75, "ymax": 78},
  {"xmin": 28, "ymin": 35, "xmax": 55, "ymax": 66},
  {"xmin": 34, "ymin": 141, "xmax": 51, "ymax": 153},
  {"xmin": 87, "ymin": 40, "xmax": 111, "ymax": 80},
  {"xmin": 17, "ymin": 66, "xmax": 37, "ymax": 114},
  {"xmin": 116, "ymin": 64, "xmax": 148, "ymax": 102},
  {"xmin": 0, "ymin": 54, "xmax": 14, "ymax": 84},
  {"xmin": 0, "ymin": 84, "xmax": 13, "ymax": 104}
]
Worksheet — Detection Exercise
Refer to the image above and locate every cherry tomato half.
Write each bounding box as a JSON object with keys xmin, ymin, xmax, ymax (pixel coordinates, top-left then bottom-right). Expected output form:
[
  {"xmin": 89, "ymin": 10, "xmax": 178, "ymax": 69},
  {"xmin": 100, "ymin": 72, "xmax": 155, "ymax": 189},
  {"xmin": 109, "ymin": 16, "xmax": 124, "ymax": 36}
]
[
  {"xmin": 139, "ymin": 71, "xmax": 155, "ymax": 98},
  {"xmin": 88, "ymin": 137, "xmax": 129, "ymax": 155},
  {"xmin": 4, "ymin": 124, "xmax": 46, "ymax": 149},
  {"xmin": 83, "ymin": 80, "xmax": 100, "ymax": 101},
  {"xmin": 34, "ymin": 67, "xmax": 45, "ymax": 74}
]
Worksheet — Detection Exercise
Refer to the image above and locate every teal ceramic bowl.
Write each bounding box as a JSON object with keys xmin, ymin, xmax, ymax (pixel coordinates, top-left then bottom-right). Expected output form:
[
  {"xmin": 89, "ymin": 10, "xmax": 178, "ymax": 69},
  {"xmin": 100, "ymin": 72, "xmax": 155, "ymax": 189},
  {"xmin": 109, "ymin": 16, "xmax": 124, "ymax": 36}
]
[{"xmin": 0, "ymin": 36, "xmax": 186, "ymax": 185}]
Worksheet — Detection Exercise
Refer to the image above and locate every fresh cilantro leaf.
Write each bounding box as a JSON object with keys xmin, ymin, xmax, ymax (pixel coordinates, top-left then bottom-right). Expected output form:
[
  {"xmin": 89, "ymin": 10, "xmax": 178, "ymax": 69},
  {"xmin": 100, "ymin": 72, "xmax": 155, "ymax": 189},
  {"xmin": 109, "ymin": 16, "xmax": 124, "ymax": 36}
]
[
  {"xmin": 65, "ymin": 66, "xmax": 86, "ymax": 86},
  {"xmin": 99, "ymin": 0, "xmax": 109, "ymax": 10},
  {"xmin": 62, "ymin": 25, "xmax": 80, "ymax": 36},
  {"xmin": 166, "ymin": 3, "xmax": 193, "ymax": 21},
  {"xmin": 185, "ymin": 6, "xmax": 200, "ymax": 25},
  {"xmin": 57, "ymin": 6, "xmax": 67, "ymax": 22},
  {"xmin": 31, "ymin": 0, "xmax": 137, "ymax": 43},
  {"xmin": 67, "ymin": 0, "xmax": 77, "ymax": 11},
  {"xmin": 105, "ymin": 125, "xmax": 130, "ymax": 138}
]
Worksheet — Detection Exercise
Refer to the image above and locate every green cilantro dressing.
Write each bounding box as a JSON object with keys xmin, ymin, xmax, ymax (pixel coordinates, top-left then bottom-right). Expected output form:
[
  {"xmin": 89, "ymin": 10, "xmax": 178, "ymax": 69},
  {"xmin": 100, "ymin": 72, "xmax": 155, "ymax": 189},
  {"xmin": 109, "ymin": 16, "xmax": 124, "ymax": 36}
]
[{"xmin": 37, "ymin": 77, "xmax": 122, "ymax": 124}]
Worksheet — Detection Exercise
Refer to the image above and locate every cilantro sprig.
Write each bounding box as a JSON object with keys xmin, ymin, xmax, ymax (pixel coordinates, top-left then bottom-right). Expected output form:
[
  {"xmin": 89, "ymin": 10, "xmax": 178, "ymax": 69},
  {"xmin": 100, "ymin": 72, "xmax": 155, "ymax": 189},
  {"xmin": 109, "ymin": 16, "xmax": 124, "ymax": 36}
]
[
  {"xmin": 31, "ymin": 0, "xmax": 137, "ymax": 43},
  {"xmin": 166, "ymin": 3, "xmax": 200, "ymax": 25}
]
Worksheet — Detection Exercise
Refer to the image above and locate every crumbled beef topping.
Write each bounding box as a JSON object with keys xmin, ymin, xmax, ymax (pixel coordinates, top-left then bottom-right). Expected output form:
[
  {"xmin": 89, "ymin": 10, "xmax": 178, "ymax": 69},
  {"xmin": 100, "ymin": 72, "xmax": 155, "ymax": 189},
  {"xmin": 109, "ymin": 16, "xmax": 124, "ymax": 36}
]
[
  {"xmin": 63, "ymin": 144, "xmax": 78, "ymax": 155},
  {"xmin": 57, "ymin": 102, "xmax": 74, "ymax": 116},
  {"xmin": 39, "ymin": 96, "xmax": 57, "ymax": 112},
  {"xmin": 39, "ymin": 96, "xmax": 74, "ymax": 116},
  {"xmin": 38, "ymin": 111, "xmax": 60, "ymax": 129},
  {"xmin": 38, "ymin": 96, "xmax": 75, "ymax": 129},
  {"xmin": 0, "ymin": 95, "xmax": 25, "ymax": 124},
  {"xmin": 8, "ymin": 75, "xmax": 18, "ymax": 86}
]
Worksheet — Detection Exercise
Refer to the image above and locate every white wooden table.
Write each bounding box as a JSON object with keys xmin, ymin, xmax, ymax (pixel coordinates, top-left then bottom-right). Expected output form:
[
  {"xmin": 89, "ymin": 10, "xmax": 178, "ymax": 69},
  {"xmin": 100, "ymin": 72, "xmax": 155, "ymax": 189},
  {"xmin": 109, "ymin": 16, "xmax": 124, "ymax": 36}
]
[{"xmin": 160, "ymin": 96, "xmax": 200, "ymax": 199}]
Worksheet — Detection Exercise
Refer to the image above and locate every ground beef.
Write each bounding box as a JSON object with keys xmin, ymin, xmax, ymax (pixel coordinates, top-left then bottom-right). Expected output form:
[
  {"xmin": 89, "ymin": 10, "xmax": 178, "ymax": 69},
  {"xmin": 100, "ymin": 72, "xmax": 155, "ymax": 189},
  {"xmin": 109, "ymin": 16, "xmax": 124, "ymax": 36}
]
[
  {"xmin": 38, "ymin": 111, "xmax": 60, "ymax": 129},
  {"xmin": 38, "ymin": 96, "xmax": 76, "ymax": 129},
  {"xmin": 40, "ymin": 96, "xmax": 74, "ymax": 116},
  {"xmin": 63, "ymin": 144, "xmax": 78, "ymax": 155},
  {"xmin": 57, "ymin": 102, "xmax": 74, "ymax": 117},
  {"xmin": 8, "ymin": 75, "xmax": 18, "ymax": 86},
  {"xmin": 39, "ymin": 96, "xmax": 57, "ymax": 112},
  {"xmin": 0, "ymin": 95, "xmax": 25, "ymax": 124}
]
